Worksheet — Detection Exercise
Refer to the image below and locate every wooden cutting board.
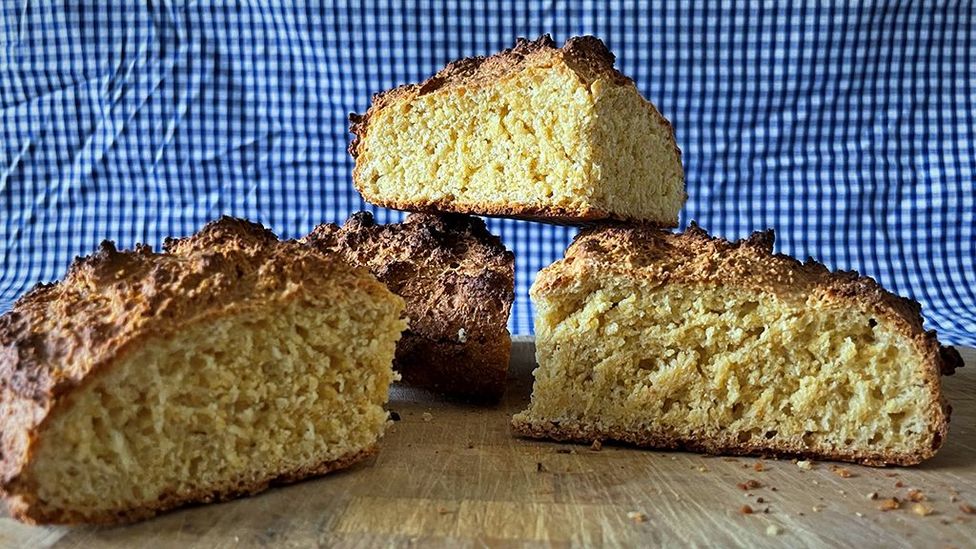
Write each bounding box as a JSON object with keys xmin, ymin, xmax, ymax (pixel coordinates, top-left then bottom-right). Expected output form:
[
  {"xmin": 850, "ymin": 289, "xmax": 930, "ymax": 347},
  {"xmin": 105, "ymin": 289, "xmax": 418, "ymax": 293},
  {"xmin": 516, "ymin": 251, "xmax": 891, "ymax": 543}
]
[{"xmin": 2, "ymin": 341, "xmax": 974, "ymax": 548}]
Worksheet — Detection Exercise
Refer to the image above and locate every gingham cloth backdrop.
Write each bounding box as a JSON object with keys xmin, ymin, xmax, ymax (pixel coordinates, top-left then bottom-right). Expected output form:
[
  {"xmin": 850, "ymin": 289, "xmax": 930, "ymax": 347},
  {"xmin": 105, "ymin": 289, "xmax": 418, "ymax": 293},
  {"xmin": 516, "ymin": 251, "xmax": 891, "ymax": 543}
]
[{"xmin": 1, "ymin": 2, "xmax": 974, "ymax": 343}]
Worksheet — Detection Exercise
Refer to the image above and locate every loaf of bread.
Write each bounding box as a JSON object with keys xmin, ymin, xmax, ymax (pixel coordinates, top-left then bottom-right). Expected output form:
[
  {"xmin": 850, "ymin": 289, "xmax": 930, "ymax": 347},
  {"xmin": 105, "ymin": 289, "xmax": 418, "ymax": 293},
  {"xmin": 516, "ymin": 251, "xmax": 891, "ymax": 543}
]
[
  {"xmin": 512, "ymin": 224, "xmax": 962, "ymax": 465},
  {"xmin": 0, "ymin": 217, "xmax": 407, "ymax": 524},
  {"xmin": 349, "ymin": 35, "xmax": 686, "ymax": 225},
  {"xmin": 303, "ymin": 212, "xmax": 514, "ymax": 400}
]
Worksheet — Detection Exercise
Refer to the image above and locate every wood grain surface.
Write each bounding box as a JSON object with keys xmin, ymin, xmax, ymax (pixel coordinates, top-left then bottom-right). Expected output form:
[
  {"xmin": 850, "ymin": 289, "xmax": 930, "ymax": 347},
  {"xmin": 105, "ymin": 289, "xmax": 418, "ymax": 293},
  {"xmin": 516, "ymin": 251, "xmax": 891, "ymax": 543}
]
[{"xmin": 2, "ymin": 340, "xmax": 973, "ymax": 548}]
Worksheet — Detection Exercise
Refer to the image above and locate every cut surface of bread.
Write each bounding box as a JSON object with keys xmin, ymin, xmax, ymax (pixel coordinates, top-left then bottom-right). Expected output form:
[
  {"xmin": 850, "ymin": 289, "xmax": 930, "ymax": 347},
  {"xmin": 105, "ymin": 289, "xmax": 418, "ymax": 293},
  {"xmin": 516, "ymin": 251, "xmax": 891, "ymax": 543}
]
[
  {"xmin": 303, "ymin": 212, "xmax": 515, "ymax": 400},
  {"xmin": 512, "ymin": 225, "xmax": 963, "ymax": 466},
  {"xmin": 0, "ymin": 217, "xmax": 406, "ymax": 524},
  {"xmin": 350, "ymin": 35, "xmax": 686, "ymax": 225}
]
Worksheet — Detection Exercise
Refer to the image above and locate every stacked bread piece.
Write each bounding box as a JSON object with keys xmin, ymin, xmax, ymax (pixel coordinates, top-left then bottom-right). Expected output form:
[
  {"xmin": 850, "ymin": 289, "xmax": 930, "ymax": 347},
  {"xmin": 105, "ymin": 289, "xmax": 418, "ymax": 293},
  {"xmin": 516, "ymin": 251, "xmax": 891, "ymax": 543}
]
[{"xmin": 350, "ymin": 34, "xmax": 961, "ymax": 466}]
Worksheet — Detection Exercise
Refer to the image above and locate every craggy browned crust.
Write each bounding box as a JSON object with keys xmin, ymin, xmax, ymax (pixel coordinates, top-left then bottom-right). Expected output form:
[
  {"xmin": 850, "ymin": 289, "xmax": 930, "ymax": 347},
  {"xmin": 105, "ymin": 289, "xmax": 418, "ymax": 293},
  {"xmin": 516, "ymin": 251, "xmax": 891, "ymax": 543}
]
[
  {"xmin": 302, "ymin": 212, "xmax": 515, "ymax": 400},
  {"xmin": 514, "ymin": 223, "xmax": 963, "ymax": 466},
  {"xmin": 0, "ymin": 217, "xmax": 398, "ymax": 524},
  {"xmin": 349, "ymin": 34, "xmax": 629, "ymax": 159},
  {"xmin": 348, "ymin": 35, "xmax": 681, "ymax": 226}
]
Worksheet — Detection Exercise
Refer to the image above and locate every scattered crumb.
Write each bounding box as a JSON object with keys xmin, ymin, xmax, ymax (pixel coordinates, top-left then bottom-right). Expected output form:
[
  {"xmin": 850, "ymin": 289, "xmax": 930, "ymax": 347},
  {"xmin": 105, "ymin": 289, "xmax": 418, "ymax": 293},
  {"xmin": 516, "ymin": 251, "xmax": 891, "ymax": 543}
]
[
  {"xmin": 422, "ymin": 412, "xmax": 433, "ymax": 422},
  {"xmin": 796, "ymin": 460, "xmax": 813, "ymax": 470},
  {"xmin": 885, "ymin": 472, "xmax": 899, "ymax": 478},
  {"xmin": 907, "ymin": 489, "xmax": 926, "ymax": 502},
  {"xmin": 855, "ymin": 512, "xmax": 864, "ymax": 517},
  {"xmin": 740, "ymin": 505, "xmax": 754, "ymax": 515},
  {"xmin": 738, "ymin": 480, "xmax": 762, "ymax": 491},
  {"xmin": 536, "ymin": 462, "xmax": 547, "ymax": 473},
  {"xmin": 756, "ymin": 497, "xmax": 764, "ymax": 504},
  {"xmin": 812, "ymin": 505, "xmax": 824, "ymax": 513},
  {"xmin": 879, "ymin": 498, "xmax": 901, "ymax": 511},
  {"xmin": 797, "ymin": 512, "xmax": 805, "ymax": 516},
  {"xmin": 831, "ymin": 466, "xmax": 855, "ymax": 478},
  {"xmin": 555, "ymin": 448, "xmax": 571, "ymax": 454},
  {"xmin": 895, "ymin": 481, "xmax": 904, "ymax": 488},
  {"xmin": 838, "ymin": 490, "xmax": 847, "ymax": 496},
  {"xmin": 626, "ymin": 511, "xmax": 648, "ymax": 523},
  {"xmin": 437, "ymin": 506, "xmax": 454, "ymax": 515},
  {"xmin": 771, "ymin": 487, "xmax": 778, "ymax": 492},
  {"xmin": 912, "ymin": 503, "xmax": 934, "ymax": 516},
  {"xmin": 388, "ymin": 411, "xmax": 401, "ymax": 421},
  {"xmin": 949, "ymin": 495, "xmax": 959, "ymax": 503},
  {"xmin": 753, "ymin": 461, "xmax": 766, "ymax": 472},
  {"xmin": 763, "ymin": 507, "xmax": 770, "ymax": 514},
  {"xmin": 670, "ymin": 456, "xmax": 678, "ymax": 461},
  {"xmin": 457, "ymin": 328, "xmax": 467, "ymax": 343},
  {"xmin": 466, "ymin": 442, "xmax": 475, "ymax": 449},
  {"xmin": 867, "ymin": 492, "xmax": 879, "ymax": 500},
  {"xmin": 766, "ymin": 524, "xmax": 781, "ymax": 536},
  {"xmin": 811, "ymin": 480, "xmax": 820, "ymax": 486},
  {"xmin": 697, "ymin": 466, "xmax": 709, "ymax": 472},
  {"xmin": 960, "ymin": 503, "xmax": 976, "ymax": 515},
  {"xmin": 590, "ymin": 440, "xmax": 603, "ymax": 451}
]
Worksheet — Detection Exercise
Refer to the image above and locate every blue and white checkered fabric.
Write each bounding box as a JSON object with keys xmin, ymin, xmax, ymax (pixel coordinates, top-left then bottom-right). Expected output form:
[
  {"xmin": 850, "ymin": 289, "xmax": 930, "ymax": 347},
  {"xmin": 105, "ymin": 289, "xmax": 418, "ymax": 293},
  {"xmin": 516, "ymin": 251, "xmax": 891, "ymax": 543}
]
[{"xmin": 1, "ymin": 2, "xmax": 974, "ymax": 343}]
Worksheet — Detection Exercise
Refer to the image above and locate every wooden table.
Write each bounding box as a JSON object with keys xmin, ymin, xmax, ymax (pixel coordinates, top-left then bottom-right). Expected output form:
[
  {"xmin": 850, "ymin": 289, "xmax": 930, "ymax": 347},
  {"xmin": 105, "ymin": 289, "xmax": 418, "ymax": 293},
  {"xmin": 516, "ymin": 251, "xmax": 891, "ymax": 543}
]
[{"xmin": 3, "ymin": 341, "xmax": 974, "ymax": 548}]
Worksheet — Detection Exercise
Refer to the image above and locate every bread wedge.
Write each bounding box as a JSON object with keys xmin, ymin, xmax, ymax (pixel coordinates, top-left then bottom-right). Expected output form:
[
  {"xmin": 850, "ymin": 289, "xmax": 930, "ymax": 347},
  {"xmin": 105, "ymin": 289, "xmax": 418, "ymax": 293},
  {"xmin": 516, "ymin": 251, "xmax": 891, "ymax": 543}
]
[
  {"xmin": 350, "ymin": 35, "xmax": 685, "ymax": 225},
  {"xmin": 0, "ymin": 217, "xmax": 406, "ymax": 524},
  {"xmin": 512, "ymin": 224, "xmax": 962, "ymax": 465},
  {"xmin": 303, "ymin": 212, "xmax": 514, "ymax": 400}
]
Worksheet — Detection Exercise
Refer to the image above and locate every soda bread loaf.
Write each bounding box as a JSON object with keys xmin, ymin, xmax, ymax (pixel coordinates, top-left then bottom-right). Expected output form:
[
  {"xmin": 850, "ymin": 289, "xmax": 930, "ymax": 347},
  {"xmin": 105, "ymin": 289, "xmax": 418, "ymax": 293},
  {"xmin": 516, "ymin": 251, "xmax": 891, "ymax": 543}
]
[
  {"xmin": 303, "ymin": 212, "xmax": 514, "ymax": 400},
  {"xmin": 512, "ymin": 224, "xmax": 963, "ymax": 466},
  {"xmin": 349, "ymin": 35, "xmax": 686, "ymax": 225},
  {"xmin": 0, "ymin": 217, "xmax": 406, "ymax": 524}
]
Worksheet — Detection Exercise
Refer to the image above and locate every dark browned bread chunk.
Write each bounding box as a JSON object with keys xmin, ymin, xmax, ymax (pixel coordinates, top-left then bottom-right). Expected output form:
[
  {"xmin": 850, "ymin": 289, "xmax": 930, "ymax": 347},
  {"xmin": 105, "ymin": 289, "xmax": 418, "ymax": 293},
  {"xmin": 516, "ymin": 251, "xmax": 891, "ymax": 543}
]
[{"xmin": 303, "ymin": 212, "xmax": 515, "ymax": 400}]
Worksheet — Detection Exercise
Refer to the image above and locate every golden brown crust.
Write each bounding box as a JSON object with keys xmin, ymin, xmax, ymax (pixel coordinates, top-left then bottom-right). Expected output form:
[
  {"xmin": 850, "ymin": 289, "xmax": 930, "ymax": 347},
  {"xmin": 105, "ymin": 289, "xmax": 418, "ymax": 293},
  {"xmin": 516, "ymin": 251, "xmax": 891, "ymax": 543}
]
[
  {"xmin": 0, "ymin": 217, "xmax": 396, "ymax": 523},
  {"xmin": 349, "ymin": 34, "xmax": 629, "ymax": 159},
  {"xmin": 8, "ymin": 445, "xmax": 376, "ymax": 525},
  {"xmin": 510, "ymin": 419, "xmax": 935, "ymax": 467},
  {"xmin": 522, "ymin": 223, "xmax": 960, "ymax": 466},
  {"xmin": 302, "ymin": 212, "xmax": 515, "ymax": 400}
]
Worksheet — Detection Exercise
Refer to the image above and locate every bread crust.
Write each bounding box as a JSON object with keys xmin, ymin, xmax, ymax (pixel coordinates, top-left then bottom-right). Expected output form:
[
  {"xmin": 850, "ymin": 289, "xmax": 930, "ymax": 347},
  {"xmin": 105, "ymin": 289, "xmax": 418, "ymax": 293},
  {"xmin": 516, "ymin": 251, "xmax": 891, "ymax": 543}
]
[
  {"xmin": 8, "ymin": 445, "xmax": 376, "ymax": 525},
  {"xmin": 0, "ymin": 217, "xmax": 401, "ymax": 523},
  {"xmin": 348, "ymin": 35, "xmax": 682, "ymax": 226},
  {"xmin": 302, "ymin": 212, "xmax": 515, "ymax": 400},
  {"xmin": 517, "ymin": 223, "xmax": 963, "ymax": 466}
]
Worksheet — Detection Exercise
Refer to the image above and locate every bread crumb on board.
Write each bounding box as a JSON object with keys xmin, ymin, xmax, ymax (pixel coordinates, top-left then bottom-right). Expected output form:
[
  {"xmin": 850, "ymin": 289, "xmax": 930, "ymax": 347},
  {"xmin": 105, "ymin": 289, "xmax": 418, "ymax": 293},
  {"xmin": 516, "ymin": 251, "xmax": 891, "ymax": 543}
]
[
  {"xmin": 796, "ymin": 460, "xmax": 813, "ymax": 471},
  {"xmin": 906, "ymin": 489, "xmax": 926, "ymax": 502},
  {"xmin": 737, "ymin": 479, "xmax": 762, "ymax": 491},
  {"xmin": 911, "ymin": 502, "xmax": 934, "ymax": 516},
  {"xmin": 830, "ymin": 465, "xmax": 855, "ymax": 478},
  {"xmin": 422, "ymin": 412, "xmax": 433, "ymax": 422},
  {"xmin": 766, "ymin": 524, "xmax": 782, "ymax": 536},
  {"xmin": 879, "ymin": 498, "xmax": 901, "ymax": 511},
  {"xmin": 626, "ymin": 511, "xmax": 648, "ymax": 523}
]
